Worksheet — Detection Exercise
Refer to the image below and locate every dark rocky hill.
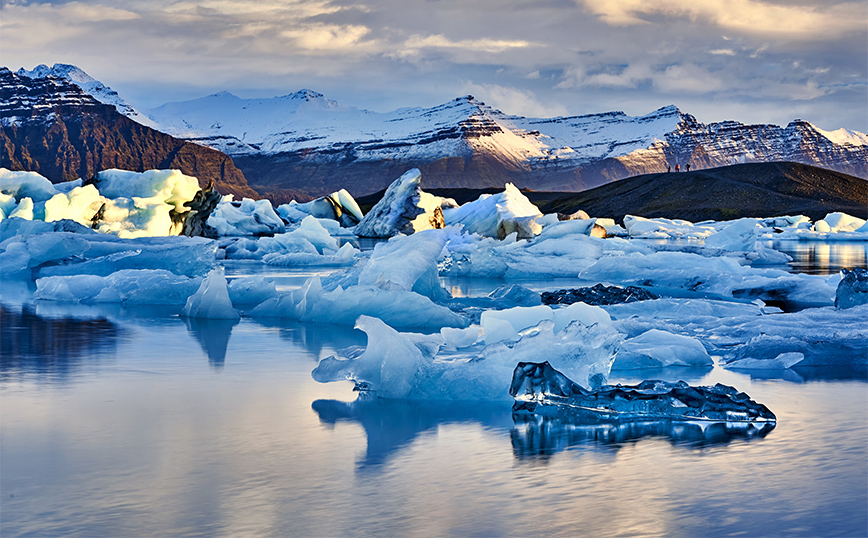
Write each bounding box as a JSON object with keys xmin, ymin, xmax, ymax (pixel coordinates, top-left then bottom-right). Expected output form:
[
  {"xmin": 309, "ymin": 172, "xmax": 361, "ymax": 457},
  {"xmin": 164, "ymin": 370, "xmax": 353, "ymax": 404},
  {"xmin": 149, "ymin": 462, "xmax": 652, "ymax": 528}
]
[
  {"xmin": 539, "ymin": 162, "xmax": 868, "ymax": 223},
  {"xmin": 0, "ymin": 68, "xmax": 258, "ymax": 199}
]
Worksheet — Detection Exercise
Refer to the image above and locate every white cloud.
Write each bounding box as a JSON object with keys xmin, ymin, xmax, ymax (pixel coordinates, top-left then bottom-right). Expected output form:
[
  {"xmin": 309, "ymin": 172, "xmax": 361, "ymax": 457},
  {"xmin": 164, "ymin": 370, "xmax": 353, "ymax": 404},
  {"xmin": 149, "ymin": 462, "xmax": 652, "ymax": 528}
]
[
  {"xmin": 462, "ymin": 83, "xmax": 568, "ymax": 117},
  {"xmin": 575, "ymin": 0, "xmax": 866, "ymax": 38}
]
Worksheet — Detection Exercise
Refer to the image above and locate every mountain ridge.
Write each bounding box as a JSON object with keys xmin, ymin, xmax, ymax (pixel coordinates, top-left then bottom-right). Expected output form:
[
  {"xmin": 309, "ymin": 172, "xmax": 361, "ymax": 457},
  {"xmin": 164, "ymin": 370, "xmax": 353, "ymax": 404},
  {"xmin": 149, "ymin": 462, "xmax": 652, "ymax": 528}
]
[{"xmin": 0, "ymin": 67, "xmax": 259, "ymax": 199}]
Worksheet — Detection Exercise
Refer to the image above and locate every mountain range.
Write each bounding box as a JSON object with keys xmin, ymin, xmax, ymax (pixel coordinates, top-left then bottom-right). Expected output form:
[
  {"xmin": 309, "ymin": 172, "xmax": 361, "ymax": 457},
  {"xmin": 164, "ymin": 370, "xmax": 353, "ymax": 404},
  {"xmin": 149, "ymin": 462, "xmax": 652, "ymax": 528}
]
[{"xmin": 3, "ymin": 63, "xmax": 868, "ymax": 203}]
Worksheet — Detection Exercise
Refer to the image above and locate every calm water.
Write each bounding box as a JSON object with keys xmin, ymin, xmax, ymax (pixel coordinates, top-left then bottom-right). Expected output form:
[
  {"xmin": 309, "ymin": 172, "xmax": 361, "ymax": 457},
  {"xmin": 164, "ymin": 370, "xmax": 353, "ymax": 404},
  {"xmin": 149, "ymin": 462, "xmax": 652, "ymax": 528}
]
[{"xmin": 1, "ymin": 240, "xmax": 866, "ymax": 537}]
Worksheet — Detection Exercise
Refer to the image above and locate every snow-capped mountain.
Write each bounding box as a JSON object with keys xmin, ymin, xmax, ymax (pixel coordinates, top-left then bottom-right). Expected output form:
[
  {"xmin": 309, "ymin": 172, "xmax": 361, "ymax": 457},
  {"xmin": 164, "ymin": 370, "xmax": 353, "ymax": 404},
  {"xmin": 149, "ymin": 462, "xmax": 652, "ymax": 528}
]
[
  {"xmin": 16, "ymin": 63, "xmax": 160, "ymax": 129},
  {"xmin": 144, "ymin": 88, "xmax": 867, "ymax": 198}
]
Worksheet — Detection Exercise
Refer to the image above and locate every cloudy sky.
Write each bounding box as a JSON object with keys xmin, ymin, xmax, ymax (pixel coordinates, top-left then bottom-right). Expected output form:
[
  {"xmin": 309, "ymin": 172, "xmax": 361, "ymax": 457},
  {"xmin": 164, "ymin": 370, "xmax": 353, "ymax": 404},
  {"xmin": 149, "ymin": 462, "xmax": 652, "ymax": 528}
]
[{"xmin": 3, "ymin": 0, "xmax": 867, "ymax": 131}]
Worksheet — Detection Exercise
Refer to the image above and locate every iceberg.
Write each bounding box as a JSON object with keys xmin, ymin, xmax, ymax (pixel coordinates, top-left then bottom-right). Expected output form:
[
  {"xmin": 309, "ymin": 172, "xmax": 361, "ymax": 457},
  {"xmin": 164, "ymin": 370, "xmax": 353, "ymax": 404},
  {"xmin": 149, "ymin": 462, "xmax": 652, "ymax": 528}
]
[
  {"xmin": 354, "ymin": 169, "xmax": 457, "ymax": 238},
  {"xmin": 312, "ymin": 315, "xmax": 620, "ymax": 400},
  {"xmin": 612, "ymin": 329, "xmax": 713, "ymax": 369},
  {"xmin": 35, "ymin": 269, "xmax": 202, "ymax": 305},
  {"xmin": 183, "ymin": 267, "xmax": 240, "ymax": 320},
  {"xmin": 208, "ymin": 197, "xmax": 286, "ymax": 236},
  {"xmin": 250, "ymin": 275, "xmax": 467, "ymax": 329},
  {"xmin": 443, "ymin": 183, "xmax": 542, "ymax": 239},
  {"xmin": 0, "ymin": 219, "xmax": 218, "ymax": 281},
  {"xmin": 278, "ymin": 189, "xmax": 363, "ymax": 227},
  {"xmin": 510, "ymin": 361, "xmax": 776, "ymax": 424}
]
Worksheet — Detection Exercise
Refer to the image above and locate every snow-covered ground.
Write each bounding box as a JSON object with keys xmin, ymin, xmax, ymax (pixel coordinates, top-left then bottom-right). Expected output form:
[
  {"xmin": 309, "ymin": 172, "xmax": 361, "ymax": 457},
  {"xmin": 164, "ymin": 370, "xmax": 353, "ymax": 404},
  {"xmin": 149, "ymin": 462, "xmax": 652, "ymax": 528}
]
[{"xmin": 1, "ymin": 167, "xmax": 865, "ymax": 400}]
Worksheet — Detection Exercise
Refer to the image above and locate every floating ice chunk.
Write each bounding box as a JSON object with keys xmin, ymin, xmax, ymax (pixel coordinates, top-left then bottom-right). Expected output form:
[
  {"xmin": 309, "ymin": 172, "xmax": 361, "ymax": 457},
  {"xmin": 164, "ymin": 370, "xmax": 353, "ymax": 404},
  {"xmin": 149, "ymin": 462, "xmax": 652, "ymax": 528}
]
[
  {"xmin": 43, "ymin": 185, "xmax": 105, "ymax": 226},
  {"xmin": 441, "ymin": 325, "xmax": 482, "ymax": 348},
  {"xmin": 480, "ymin": 303, "xmax": 611, "ymax": 344},
  {"xmin": 94, "ymin": 169, "xmax": 201, "ymax": 213},
  {"xmin": 227, "ymin": 276, "xmax": 277, "ymax": 305},
  {"xmin": 552, "ymin": 302, "xmax": 612, "ymax": 332},
  {"xmin": 0, "ymin": 168, "xmax": 59, "ymax": 202},
  {"xmin": 481, "ymin": 305, "xmax": 554, "ymax": 343},
  {"xmin": 35, "ymin": 269, "xmax": 202, "ymax": 304},
  {"xmin": 612, "ymin": 329, "xmax": 712, "ymax": 369},
  {"xmin": 623, "ymin": 215, "xmax": 717, "ymax": 239},
  {"xmin": 536, "ymin": 218, "xmax": 597, "ymax": 240},
  {"xmin": 443, "ymin": 183, "xmax": 542, "ymax": 239},
  {"xmin": 704, "ymin": 219, "xmax": 761, "ymax": 251},
  {"xmin": 357, "ymin": 227, "xmax": 451, "ymax": 301},
  {"xmin": 835, "ymin": 267, "xmax": 868, "ymax": 309},
  {"xmin": 354, "ymin": 169, "xmax": 456, "ymax": 237},
  {"xmin": 815, "ymin": 212, "xmax": 866, "ymax": 233},
  {"xmin": 33, "ymin": 235, "xmax": 217, "ymax": 279},
  {"xmin": 250, "ymin": 275, "xmax": 466, "ymax": 329},
  {"xmin": 279, "ymin": 189, "xmax": 363, "ymax": 227},
  {"xmin": 208, "ymin": 197, "xmax": 285, "ymax": 236},
  {"xmin": 312, "ymin": 316, "xmax": 620, "ymax": 400},
  {"xmin": 581, "ymin": 251, "xmax": 835, "ymax": 305},
  {"xmin": 183, "ymin": 267, "xmax": 240, "ymax": 320},
  {"xmin": 263, "ymin": 242, "xmax": 359, "ymax": 267},
  {"xmin": 510, "ymin": 361, "xmax": 776, "ymax": 423},
  {"xmin": 709, "ymin": 305, "xmax": 867, "ymax": 367},
  {"xmin": 725, "ymin": 352, "xmax": 806, "ymax": 370}
]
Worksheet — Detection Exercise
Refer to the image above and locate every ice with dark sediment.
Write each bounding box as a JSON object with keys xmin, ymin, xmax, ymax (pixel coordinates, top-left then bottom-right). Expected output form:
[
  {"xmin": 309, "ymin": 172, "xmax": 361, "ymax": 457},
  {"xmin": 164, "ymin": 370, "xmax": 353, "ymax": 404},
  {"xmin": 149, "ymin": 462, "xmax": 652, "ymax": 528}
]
[
  {"xmin": 510, "ymin": 361, "xmax": 776, "ymax": 424},
  {"xmin": 835, "ymin": 267, "xmax": 868, "ymax": 309}
]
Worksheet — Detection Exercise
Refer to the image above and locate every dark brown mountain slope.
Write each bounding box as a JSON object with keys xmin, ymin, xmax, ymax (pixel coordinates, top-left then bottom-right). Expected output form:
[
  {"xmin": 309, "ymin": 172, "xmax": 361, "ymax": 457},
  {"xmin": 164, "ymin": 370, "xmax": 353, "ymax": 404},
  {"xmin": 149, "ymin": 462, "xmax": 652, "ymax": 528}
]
[
  {"xmin": 0, "ymin": 68, "xmax": 258, "ymax": 199},
  {"xmin": 539, "ymin": 162, "xmax": 867, "ymax": 223}
]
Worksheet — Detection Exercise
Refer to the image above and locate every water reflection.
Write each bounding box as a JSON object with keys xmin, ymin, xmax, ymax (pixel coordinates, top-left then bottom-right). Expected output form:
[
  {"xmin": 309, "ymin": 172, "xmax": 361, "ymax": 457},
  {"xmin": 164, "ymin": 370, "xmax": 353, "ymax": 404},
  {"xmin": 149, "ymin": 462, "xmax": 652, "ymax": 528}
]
[
  {"xmin": 511, "ymin": 416, "xmax": 776, "ymax": 461},
  {"xmin": 256, "ymin": 318, "xmax": 365, "ymax": 361},
  {"xmin": 770, "ymin": 240, "xmax": 868, "ymax": 275},
  {"xmin": 0, "ymin": 303, "xmax": 122, "ymax": 382},
  {"xmin": 312, "ymin": 396, "xmax": 513, "ymax": 469},
  {"xmin": 183, "ymin": 318, "xmax": 239, "ymax": 370}
]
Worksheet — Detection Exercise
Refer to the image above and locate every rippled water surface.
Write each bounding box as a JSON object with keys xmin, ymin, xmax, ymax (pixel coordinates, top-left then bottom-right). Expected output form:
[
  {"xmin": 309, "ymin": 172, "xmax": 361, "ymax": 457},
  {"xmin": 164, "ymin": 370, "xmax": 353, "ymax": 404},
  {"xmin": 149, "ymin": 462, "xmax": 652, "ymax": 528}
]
[{"xmin": 1, "ymin": 240, "xmax": 866, "ymax": 537}]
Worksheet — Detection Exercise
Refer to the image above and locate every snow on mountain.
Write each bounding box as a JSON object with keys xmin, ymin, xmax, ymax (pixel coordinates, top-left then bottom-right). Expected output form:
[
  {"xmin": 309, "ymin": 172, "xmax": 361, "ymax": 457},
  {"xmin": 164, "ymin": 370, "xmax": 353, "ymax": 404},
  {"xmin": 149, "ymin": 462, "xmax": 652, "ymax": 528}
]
[
  {"xmin": 146, "ymin": 93, "xmax": 549, "ymax": 166},
  {"xmin": 16, "ymin": 64, "xmax": 160, "ymax": 129}
]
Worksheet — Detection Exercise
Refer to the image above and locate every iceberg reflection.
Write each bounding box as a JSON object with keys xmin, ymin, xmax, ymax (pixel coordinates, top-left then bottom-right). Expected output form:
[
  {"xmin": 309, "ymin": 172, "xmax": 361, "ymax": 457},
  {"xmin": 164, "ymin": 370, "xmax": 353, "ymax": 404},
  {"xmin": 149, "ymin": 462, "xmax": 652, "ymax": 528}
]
[
  {"xmin": 0, "ymin": 303, "xmax": 122, "ymax": 382},
  {"xmin": 312, "ymin": 396, "xmax": 513, "ymax": 469},
  {"xmin": 184, "ymin": 317, "xmax": 239, "ymax": 370},
  {"xmin": 511, "ymin": 416, "xmax": 775, "ymax": 460}
]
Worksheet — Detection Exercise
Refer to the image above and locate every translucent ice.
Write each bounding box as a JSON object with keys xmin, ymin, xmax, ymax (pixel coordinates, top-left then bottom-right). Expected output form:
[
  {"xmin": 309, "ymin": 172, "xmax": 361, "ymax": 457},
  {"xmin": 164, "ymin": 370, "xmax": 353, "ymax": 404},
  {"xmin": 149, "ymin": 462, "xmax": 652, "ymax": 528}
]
[
  {"xmin": 312, "ymin": 315, "xmax": 621, "ymax": 400},
  {"xmin": 250, "ymin": 275, "xmax": 466, "ymax": 329},
  {"xmin": 510, "ymin": 361, "xmax": 776, "ymax": 424},
  {"xmin": 835, "ymin": 267, "xmax": 868, "ymax": 309},
  {"xmin": 208, "ymin": 197, "xmax": 286, "ymax": 236},
  {"xmin": 580, "ymin": 251, "xmax": 836, "ymax": 305},
  {"xmin": 35, "ymin": 269, "xmax": 202, "ymax": 305},
  {"xmin": 612, "ymin": 329, "xmax": 712, "ymax": 369},
  {"xmin": 480, "ymin": 302, "xmax": 611, "ymax": 343},
  {"xmin": 278, "ymin": 189, "xmax": 363, "ymax": 227},
  {"xmin": 183, "ymin": 267, "xmax": 240, "ymax": 320}
]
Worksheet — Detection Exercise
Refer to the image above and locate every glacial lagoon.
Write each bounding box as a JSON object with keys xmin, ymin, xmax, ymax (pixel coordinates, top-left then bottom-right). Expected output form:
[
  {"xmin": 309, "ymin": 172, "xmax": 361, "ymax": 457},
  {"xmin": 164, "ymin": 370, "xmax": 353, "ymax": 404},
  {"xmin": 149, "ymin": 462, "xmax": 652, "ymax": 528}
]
[{"xmin": 1, "ymin": 240, "xmax": 866, "ymax": 538}]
